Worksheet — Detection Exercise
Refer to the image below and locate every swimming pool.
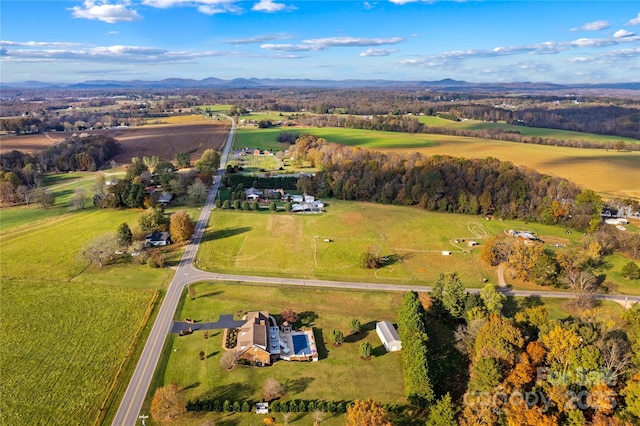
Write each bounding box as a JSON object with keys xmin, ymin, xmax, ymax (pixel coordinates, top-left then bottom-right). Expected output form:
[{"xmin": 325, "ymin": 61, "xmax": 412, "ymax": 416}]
[{"xmin": 291, "ymin": 334, "xmax": 311, "ymax": 355}]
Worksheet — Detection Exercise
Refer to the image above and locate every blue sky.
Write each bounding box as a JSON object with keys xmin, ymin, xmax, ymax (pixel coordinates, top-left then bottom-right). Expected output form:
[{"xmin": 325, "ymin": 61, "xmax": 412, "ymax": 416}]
[{"xmin": 1, "ymin": 1, "xmax": 639, "ymax": 84}]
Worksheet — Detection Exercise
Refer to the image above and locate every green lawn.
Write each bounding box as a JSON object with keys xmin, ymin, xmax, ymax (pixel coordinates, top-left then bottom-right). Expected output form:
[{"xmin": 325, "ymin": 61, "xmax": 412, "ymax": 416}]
[
  {"xmin": 196, "ymin": 200, "xmax": 638, "ymax": 293},
  {"xmin": 147, "ymin": 282, "xmax": 406, "ymax": 424},
  {"xmin": 147, "ymin": 283, "xmax": 629, "ymax": 426},
  {"xmin": 0, "ymin": 204, "xmax": 176, "ymax": 426},
  {"xmin": 417, "ymin": 116, "xmax": 640, "ymax": 143},
  {"xmin": 0, "ymin": 280, "xmax": 157, "ymax": 425}
]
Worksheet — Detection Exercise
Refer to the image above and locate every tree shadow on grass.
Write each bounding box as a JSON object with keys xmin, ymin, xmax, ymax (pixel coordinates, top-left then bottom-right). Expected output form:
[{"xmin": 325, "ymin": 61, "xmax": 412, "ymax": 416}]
[
  {"xmin": 285, "ymin": 377, "xmax": 315, "ymax": 395},
  {"xmin": 344, "ymin": 320, "xmax": 375, "ymax": 344},
  {"xmin": 201, "ymin": 383, "xmax": 253, "ymax": 402},
  {"xmin": 298, "ymin": 311, "xmax": 318, "ymax": 327},
  {"xmin": 502, "ymin": 296, "xmax": 519, "ymax": 317},
  {"xmin": 198, "ymin": 290, "xmax": 224, "ymax": 299},
  {"xmin": 390, "ymin": 405, "xmax": 428, "ymax": 426},
  {"xmin": 201, "ymin": 227, "xmax": 252, "ymax": 242},
  {"xmin": 216, "ymin": 417, "xmax": 240, "ymax": 426},
  {"xmin": 372, "ymin": 344, "xmax": 387, "ymax": 358},
  {"xmin": 206, "ymin": 350, "xmax": 219, "ymax": 359},
  {"xmin": 519, "ymin": 295, "xmax": 544, "ymax": 309},
  {"xmin": 183, "ymin": 381, "xmax": 201, "ymax": 391}
]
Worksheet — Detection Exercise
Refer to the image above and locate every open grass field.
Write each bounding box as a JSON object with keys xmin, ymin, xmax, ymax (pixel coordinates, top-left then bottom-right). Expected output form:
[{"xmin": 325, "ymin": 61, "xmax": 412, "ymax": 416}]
[
  {"xmin": 235, "ymin": 125, "xmax": 640, "ymax": 200},
  {"xmin": 0, "ymin": 208, "xmax": 146, "ymax": 281},
  {"xmin": 417, "ymin": 116, "xmax": 640, "ymax": 144},
  {"xmin": 0, "ymin": 200, "xmax": 175, "ymax": 425},
  {"xmin": 147, "ymin": 282, "xmax": 407, "ymax": 425},
  {"xmin": 148, "ymin": 283, "xmax": 628, "ymax": 426},
  {"xmin": 197, "ymin": 200, "xmax": 639, "ymax": 293},
  {"xmin": 0, "ymin": 280, "xmax": 157, "ymax": 426}
]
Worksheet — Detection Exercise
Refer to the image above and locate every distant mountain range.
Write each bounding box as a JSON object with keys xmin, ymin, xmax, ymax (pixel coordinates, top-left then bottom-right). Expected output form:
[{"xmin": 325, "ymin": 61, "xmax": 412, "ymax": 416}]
[{"xmin": 2, "ymin": 77, "xmax": 639, "ymax": 91}]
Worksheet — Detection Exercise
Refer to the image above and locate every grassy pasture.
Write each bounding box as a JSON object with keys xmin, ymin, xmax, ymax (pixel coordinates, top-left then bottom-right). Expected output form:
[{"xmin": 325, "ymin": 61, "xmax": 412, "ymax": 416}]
[
  {"xmin": 0, "ymin": 208, "xmax": 144, "ymax": 281},
  {"xmin": 0, "ymin": 280, "xmax": 156, "ymax": 426},
  {"xmin": 417, "ymin": 116, "xmax": 640, "ymax": 143},
  {"xmin": 0, "ymin": 202, "xmax": 175, "ymax": 426},
  {"xmin": 235, "ymin": 125, "xmax": 639, "ymax": 200},
  {"xmin": 197, "ymin": 200, "xmax": 610, "ymax": 289},
  {"xmin": 148, "ymin": 282, "xmax": 406, "ymax": 425},
  {"xmin": 149, "ymin": 284, "xmax": 627, "ymax": 426}
]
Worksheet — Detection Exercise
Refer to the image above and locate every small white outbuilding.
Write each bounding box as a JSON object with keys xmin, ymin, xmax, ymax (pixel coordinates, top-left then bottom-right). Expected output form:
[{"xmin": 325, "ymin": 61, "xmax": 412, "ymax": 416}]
[{"xmin": 376, "ymin": 321, "xmax": 402, "ymax": 352}]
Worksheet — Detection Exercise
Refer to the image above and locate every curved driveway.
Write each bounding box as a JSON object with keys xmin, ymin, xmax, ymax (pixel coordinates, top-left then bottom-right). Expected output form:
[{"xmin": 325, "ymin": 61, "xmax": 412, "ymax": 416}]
[{"xmin": 113, "ymin": 117, "xmax": 640, "ymax": 425}]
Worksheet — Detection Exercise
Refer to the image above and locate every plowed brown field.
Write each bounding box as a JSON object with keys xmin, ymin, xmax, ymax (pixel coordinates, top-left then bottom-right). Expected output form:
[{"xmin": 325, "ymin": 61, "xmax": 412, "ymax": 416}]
[{"xmin": 0, "ymin": 121, "xmax": 230, "ymax": 164}]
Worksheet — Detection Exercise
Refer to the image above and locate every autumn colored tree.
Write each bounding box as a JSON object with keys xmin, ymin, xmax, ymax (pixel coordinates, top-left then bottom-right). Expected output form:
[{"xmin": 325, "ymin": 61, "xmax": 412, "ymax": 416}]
[
  {"xmin": 503, "ymin": 404, "xmax": 559, "ymax": 426},
  {"xmin": 541, "ymin": 324, "xmax": 581, "ymax": 370},
  {"xmin": 480, "ymin": 234, "xmax": 513, "ymax": 266},
  {"xmin": 169, "ymin": 210, "xmax": 195, "ymax": 243},
  {"xmin": 474, "ymin": 314, "xmax": 524, "ymax": 364},
  {"xmin": 346, "ymin": 399, "xmax": 392, "ymax": 426},
  {"xmin": 150, "ymin": 383, "xmax": 186, "ymax": 422},
  {"xmin": 280, "ymin": 309, "xmax": 298, "ymax": 324},
  {"xmin": 262, "ymin": 378, "xmax": 285, "ymax": 401},
  {"xmin": 508, "ymin": 241, "xmax": 545, "ymax": 281}
]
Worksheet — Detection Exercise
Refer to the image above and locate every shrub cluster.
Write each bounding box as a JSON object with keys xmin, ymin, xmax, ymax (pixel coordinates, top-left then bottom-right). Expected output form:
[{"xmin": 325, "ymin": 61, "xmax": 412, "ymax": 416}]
[{"xmin": 186, "ymin": 399, "xmax": 353, "ymax": 413}]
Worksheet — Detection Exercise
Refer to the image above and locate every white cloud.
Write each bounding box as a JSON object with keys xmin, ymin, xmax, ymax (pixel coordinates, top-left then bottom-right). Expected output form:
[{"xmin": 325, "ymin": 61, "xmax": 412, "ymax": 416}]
[
  {"xmin": 363, "ymin": 2, "xmax": 376, "ymax": 10},
  {"xmin": 571, "ymin": 20, "xmax": 610, "ymax": 31},
  {"xmin": 627, "ymin": 13, "xmax": 640, "ymax": 26},
  {"xmin": 389, "ymin": 0, "xmax": 419, "ymax": 4},
  {"xmin": 69, "ymin": 1, "xmax": 141, "ymax": 24},
  {"xmin": 0, "ymin": 43, "xmax": 236, "ymax": 64},
  {"xmin": 229, "ymin": 33, "xmax": 293, "ymax": 44},
  {"xmin": 304, "ymin": 36, "xmax": 404, "ymax": 47},
  {"xmin": 0, "ymin": 40, "xmax": 83, "ymax": 48},
  {"xmin": 252, "ymin": 0, "xmax": 296, "ymax": 12},
  {"xmin": 360, "ymin": 48, "xmax": 397, "ymax": 57},
  {"xmin": 614, "ymin": 29, "xmax": 635, "ymax": 38},
  {"xmin": 400, "ymin": 35, "xmax": 640, "ymax": 67},
  {"xmin": 197, "ymin": 4, "xmax": 242, "ymax": 15},
  {"xmin": 261, "ymin": 36, "xmax": 405, "ymax": 51},
  {"xmin": 260, "ymin": 43, "xmax": 322, "ymax": 52},
  {"xmin": 108, "ymin": 31, "xmax": 119, "ymax": 35},
  {"xmin": 142, "ymin": 0, "xmax": 242, "ymax": 14}
]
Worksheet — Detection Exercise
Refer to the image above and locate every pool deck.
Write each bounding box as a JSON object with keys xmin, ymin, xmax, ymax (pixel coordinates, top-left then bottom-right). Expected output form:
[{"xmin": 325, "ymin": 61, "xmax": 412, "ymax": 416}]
[{"xmin": 278, "ymin": 328, "xmax": 318, "ymax": 362}]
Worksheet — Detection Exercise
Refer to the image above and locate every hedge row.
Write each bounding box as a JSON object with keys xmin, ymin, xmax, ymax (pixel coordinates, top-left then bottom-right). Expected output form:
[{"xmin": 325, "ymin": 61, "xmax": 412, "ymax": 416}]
[
  {"xmin": 224, "ymin": 174, "xmax": 299, "ymax": 190},
  {"xmin": 397, "ymin": 291, "xmax": 434, "ymax": 407},
  {"xmin": 186, "ymin": 399, "xmax": 353, "ymax": 413}
]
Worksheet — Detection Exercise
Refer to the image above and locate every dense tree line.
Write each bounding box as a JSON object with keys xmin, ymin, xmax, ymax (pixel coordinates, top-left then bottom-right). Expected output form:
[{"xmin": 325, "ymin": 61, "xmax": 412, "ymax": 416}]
[
  {"xmin": 397, "ymin": 291, "xmax": 434, "ymax": 407},
  {"xmin": 224, "ymin": 174, "xmax": 299, "ymax": 190},
  {"xmin": 292, "ymin": 135, "xmax": 604, "ymax": 229}
]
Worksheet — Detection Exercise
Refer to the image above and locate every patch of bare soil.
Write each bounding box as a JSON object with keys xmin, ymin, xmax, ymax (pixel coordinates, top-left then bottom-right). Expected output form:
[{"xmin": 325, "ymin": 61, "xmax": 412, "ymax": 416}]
[
  {"xmin": 0, "ymin": 122, "xmax": 230, "ymax": 164},
  {"xmin": 107, "ymin": 122, "xmax": 230, "ymax": 164}
]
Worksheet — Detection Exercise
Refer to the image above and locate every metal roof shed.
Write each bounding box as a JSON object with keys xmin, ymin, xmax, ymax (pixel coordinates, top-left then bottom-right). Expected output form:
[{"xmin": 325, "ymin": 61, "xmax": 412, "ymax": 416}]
[{"xmin": 376, "ymin": 321, "xmax": 402, "ymax": 352}]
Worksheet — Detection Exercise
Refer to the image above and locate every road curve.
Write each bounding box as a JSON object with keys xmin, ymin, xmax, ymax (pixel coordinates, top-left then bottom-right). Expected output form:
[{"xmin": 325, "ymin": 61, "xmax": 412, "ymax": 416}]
[
  {"xmin": 113, "ymin": 115, "xmax": 640, "ymax": 425},
  {"xmin": 111, "ymin": 117, "xmax": 235, "ymax": 426}
]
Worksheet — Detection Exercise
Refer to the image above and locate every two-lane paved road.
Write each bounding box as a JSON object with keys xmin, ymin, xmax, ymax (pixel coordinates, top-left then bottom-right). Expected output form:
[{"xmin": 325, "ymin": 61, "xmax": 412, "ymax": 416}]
[
  {"xmin": 111, "ymin": 118, "xmax": 235, "ymax": 426},
  {"xmin": 112, "ymin": 116, "xmax": 639, "ymax": 425}
]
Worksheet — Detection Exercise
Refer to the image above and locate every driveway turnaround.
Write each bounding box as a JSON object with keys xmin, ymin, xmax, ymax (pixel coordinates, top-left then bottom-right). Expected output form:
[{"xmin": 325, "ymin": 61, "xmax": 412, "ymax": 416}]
[{"xmin": 171, "ymin": 314, "xmax": 245, "ymax": 333}]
